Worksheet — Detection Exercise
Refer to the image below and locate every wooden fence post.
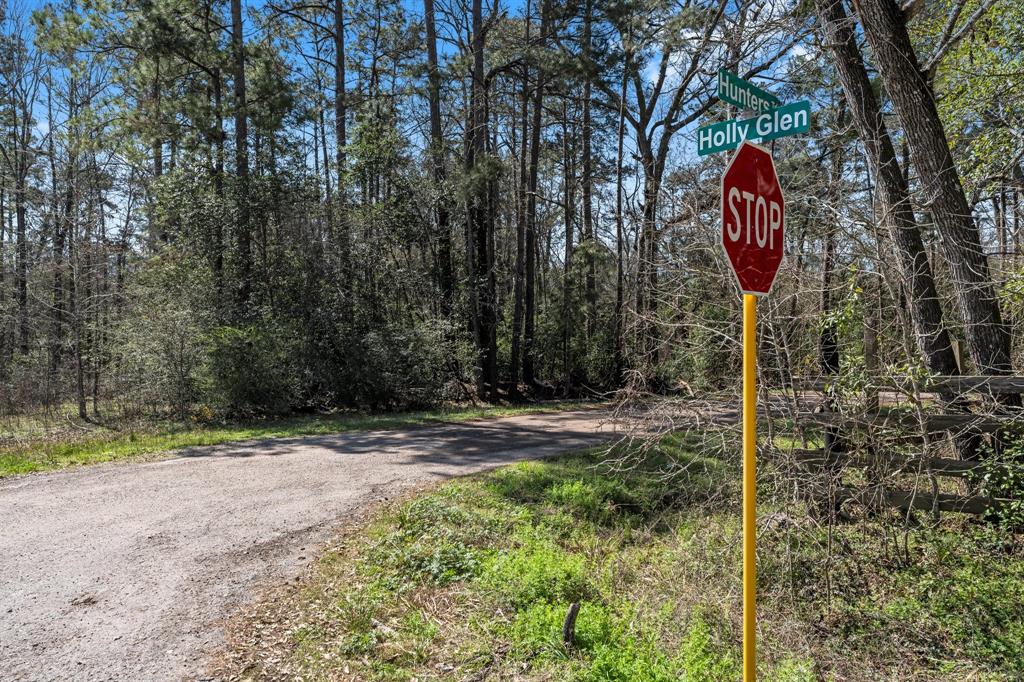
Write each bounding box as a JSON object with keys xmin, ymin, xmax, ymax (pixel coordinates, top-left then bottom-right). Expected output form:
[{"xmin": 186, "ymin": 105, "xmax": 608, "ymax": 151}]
[{"xmin": 864, "ymin": 308, "xmax": 878, "ymax": 414}]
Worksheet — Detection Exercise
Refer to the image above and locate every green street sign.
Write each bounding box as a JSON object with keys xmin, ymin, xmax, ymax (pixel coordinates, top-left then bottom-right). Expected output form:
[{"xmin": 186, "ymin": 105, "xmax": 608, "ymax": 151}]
[
  {"xmin": 697, "ymin": 100, "xmax": 811, "ymax": 156},
  {"xmin": 718, "ymin": 69, "xmax": 780, "ymax": 113}
]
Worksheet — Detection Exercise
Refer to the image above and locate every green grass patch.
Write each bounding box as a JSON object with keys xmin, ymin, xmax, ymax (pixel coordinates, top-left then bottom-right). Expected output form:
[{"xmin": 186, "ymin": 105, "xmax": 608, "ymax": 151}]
[
  {"xmin": 217, "ymin": 438, "xmax": 1024, "ymax": 681},
  {"xmin": 0, "ymin": 401, "xmax": 592, "ymax": 477}
]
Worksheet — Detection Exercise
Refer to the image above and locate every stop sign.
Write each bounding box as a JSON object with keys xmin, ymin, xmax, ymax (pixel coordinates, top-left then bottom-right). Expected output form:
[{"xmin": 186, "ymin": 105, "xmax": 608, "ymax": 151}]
[{"xmin": 721, "ymin": 141, "xmax": 785, "ymax": 295}]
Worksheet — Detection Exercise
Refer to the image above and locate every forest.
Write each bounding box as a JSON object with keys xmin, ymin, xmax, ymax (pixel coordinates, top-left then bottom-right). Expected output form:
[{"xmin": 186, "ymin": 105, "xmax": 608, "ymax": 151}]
[{"xmin": 0, "ymin": 0, "xmax": 1021, "ymax": 424}]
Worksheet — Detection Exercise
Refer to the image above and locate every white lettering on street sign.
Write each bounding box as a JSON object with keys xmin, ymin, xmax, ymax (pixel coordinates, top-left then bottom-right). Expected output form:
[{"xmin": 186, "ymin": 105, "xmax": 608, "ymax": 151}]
[
  {"xmin": 698, "ymin": 101, "xmax": 811, "ymax": 156},
  {"xmin": 718, "ymin": 69, "xmax": 780, "ymax": 113}
]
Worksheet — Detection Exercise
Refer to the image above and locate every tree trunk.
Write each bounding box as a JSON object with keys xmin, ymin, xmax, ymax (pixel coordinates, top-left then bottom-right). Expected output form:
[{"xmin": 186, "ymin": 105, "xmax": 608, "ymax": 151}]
[
  {"xmin": 333, "ymin": 0, "xmax": 346, "ymax": 175},
  {"xmin": 510, "ymin": 1, "xmax": 532, "ymax": 393},
  {"xmin": 82, "ymin": 156, "xmax": 97, "ymax": 418},
  {"xmin": 581, "ymin": 0, "xmax": 596, "ymax": 340},
  {"xmin": 815, "ymin": 0, "xmax": 959, "ymax": 376},
  {"xmin": 613, "ymin": 65, "xmax": 627, "ymax": 382},
  {"xmin": 820, "ymin": 98, "xmax": 845, "ymax": 455},
  {"xmin": 212, "ymin": 67, "xmax": 225, "ymax": 297},
  {"xmin": 561, "ymin": 101, "xmax": 574, "ymax": 391},
  {"xmin": 15, "ymin": 177, "xmax": 28, "ymax": 354},
  {"xmin": 854, "ymin": 0, "xmax": 1011, "ymax": 376},
  {"xmin": 319, "ymin": 104, "xmax": 333, "ymax": 237},
  {"xmin": 152, "ymin": 59, "xmax": 162, "ymax": 181},
  {"xmin": 0, "ymin": 184, "xmax": 5, "ymax": 368},
  {"xmin": 425, "ymin": 0, "xmax": 453, "ymax": 313},
  {"xmin": 637, "ymin": 152, "xmax": 660, "ymax": 367},
  {"xmin": 468, "ymin": 0, "xmax": 497, "ymax": 399},
  {"xmin": 995, "ymin": 192, "xmax": 1005, "ymax": 259},
  {"xmin": 1014, "ymin": 181, "xmax": 1021, "ymax": 261},
  {"xmin": 0, "ymin": 186, "xmax": 4, "ymax": 336},
  {"xmin": 523, "ymin": 0, "xmax": 548, "ymax": 388},
  {"xmin": 231, "ymin": 0, "xmax": 252, "ymax": 309}
]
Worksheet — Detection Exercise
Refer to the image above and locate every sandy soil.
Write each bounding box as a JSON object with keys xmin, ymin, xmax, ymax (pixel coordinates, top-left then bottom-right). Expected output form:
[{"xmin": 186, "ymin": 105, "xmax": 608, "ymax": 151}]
[{"xmin": 0, "ymin": 409, "xmax": 619, "ymax": 681}]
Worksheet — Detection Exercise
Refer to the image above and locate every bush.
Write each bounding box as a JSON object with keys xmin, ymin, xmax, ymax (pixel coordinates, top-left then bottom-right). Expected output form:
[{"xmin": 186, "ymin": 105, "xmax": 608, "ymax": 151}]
[
  {"xmin": 206, "ymin": 323, "xmax": 303, "ymax": 415},
  {"xmin": 111, "ymin": 254, "xmax": 211, "ymax": 419},
  {"xmin": 110, "ymin": 237, "xmax": 463, "ymax": 418},
  {"xmin": 338, "ymin": 319, "xmax": 452, "ymax": 410}
]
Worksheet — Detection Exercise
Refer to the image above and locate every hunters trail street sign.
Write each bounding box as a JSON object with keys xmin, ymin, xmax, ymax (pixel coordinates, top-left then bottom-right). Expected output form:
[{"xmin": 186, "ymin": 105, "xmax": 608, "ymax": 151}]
[
  {"xmin": 697, "ymin": 100, "xmax": 811, "ymax": 156},
  {"xmin": 718, "ymin": 69, "xmax": 780, "ymax": 113}
]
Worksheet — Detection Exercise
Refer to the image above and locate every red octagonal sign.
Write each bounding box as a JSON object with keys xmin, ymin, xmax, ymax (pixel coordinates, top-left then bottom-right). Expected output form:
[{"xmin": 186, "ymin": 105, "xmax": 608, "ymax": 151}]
[{"xmin": 721, "ymin": 141, "xmax": 785, "ymax": 295}]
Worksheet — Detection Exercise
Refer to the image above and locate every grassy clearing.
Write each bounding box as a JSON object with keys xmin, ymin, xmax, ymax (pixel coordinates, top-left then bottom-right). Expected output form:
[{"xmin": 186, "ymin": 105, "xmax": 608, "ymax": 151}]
[
  {"xmin": 217, "ymin": 434, "xmax": 1024, "ymax": 681},
  {"xmin": 0, "ymin": 402, "xmax": 591, "ymax": 477}
]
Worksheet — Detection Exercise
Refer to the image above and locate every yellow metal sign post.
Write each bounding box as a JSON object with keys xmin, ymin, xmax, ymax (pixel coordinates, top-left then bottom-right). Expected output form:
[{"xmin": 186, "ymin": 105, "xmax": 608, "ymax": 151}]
[
  {"xmin": 722, "ymin": 141, "xmax": 785, "ymax": 681},
  {"xmin": 742, "ymin": 293, "xmax": 757, "ymax": 681}
]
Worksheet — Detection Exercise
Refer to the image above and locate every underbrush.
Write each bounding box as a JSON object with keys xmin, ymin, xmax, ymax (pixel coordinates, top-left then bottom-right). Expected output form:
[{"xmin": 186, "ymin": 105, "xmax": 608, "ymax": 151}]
[{"xmin": 217, "ymin": 436, "xmax": 1024, "ymax": 680}]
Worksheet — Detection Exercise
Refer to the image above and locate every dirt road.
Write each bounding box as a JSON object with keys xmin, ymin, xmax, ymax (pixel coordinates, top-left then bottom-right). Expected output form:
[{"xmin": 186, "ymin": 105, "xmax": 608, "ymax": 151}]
[{"xmin": 0, "ymin": 409, "xmax": 619, "ymax": 681}]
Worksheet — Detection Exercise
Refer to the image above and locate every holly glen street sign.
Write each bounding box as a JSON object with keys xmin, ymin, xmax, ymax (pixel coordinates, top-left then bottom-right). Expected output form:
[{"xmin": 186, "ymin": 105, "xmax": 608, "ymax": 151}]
[
  {"xmin": 718, "ymin": 69, "xmax": 780, "ymax": 113},
  {"xmin": 721, "ymin": 141, "xmax": 785, "ymax": 295},
  {"xmin": 698, "ymin": 100, "xmax": 811, "ymax": 156}
]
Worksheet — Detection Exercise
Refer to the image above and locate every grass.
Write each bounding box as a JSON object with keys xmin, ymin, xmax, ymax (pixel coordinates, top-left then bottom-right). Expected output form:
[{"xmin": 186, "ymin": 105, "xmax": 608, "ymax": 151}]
[
  {"xmin": 0, "ymin": 401, "xmax": 592, "ymax": 477},
  {"xmin": 214, "ymin": 434, "xmax": 1024, "ymax": 681}
]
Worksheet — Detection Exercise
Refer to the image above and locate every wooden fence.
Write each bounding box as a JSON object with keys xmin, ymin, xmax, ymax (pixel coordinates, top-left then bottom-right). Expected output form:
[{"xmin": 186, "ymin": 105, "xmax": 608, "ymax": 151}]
[{"xmin": 784, "ymin": 375, "xmax": 1024, "ymax": 519}]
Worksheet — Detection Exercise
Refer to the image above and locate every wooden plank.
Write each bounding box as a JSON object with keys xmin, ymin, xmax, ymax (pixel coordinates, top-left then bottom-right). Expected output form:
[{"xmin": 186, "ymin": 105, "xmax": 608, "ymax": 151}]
[
  {"xmin": 926, "ymin": 376, "xmax": 1024, "ymax": 394},
  {"xmin": 795, "ymin": 411, "xmax": 1010, "ymax": 433},
  {"xmin": 833, "ymin": 486, "xmax": 995, "ymax": 516},
  {"xmin": 787, "ymin": 448, "xmax": 984, "ymax": 478},
  {"xmin": 794, "ymin": 375, "xmax": 1024, "ymax": 395},
  {"xmin": 925, "ymin": 414, "xmax": 1010, "ymax": 432}
]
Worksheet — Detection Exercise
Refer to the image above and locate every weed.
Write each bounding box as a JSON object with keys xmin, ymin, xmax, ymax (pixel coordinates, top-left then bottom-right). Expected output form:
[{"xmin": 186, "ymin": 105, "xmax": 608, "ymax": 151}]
[
  {"xmin": 366, "ymin": 494, "xmax": 493, "ymax": 588},
  {"xmin": 482, "ymin": 534, "xmax": 593, "ymax": 607},
  {"xmin": 679, "ymin": 611, "xmax": 740, "ymax": 682}
]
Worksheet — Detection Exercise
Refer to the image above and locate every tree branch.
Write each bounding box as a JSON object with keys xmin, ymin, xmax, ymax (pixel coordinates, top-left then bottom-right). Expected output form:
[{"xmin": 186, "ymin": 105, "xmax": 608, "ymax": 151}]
[{"xmin": 922, "ymin": 0, "xmax": 1000, "ymax": 74}]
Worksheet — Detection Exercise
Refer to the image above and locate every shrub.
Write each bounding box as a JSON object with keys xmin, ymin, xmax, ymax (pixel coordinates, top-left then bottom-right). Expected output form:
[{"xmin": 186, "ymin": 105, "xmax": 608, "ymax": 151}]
[
  {"xmin": 111, "ymin": 254, "xmax": 211, "ymax": 419},
  {"xmin": 205, "ymin": 323, "xmax": 303, "ymax": 415},
  {"xmin": 339, "ymin": 319, "xmax": 451, "ymax": 410}
]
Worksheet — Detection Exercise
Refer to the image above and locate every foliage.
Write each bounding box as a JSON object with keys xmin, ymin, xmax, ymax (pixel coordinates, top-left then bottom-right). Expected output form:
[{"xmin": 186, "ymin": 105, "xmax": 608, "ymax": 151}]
[
  {"xmin": 205, "ymin": 322, "xmax": 304, "ymax": 415},
  {"xmin": 111, "ymin": 253, "xmax": 212, "ymax": 419},
  {"xmin": 4, "ymin": 0, "xmax": 1022, "ymax": 440},
  {"xmin": 973, "ymin": 434, "xmax": 1024, "ymax": 532}
]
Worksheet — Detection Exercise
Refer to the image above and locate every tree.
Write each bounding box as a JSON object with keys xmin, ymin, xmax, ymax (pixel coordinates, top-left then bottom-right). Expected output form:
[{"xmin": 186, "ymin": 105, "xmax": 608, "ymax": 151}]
[
  {"xmin": 814, "ymin": 0, "xmax": 959, "ymax": 376},
  {"xmin": 854, "ymin": 0, "xmax": 1011, "ymax": 376},
  {"xmin": 424, "ymin": 0, "xmax": 453, "ymax": 312},
  {"xmin": 596, "ymin": 0, "xmax": 801, "ymax": 371},
  {"xmin": 0, "ymin": 11, "xmax": 42, "ymax": 355},
  {"xmin": 509, "ymin": 0, "xmax": 532, "ymax": 393},
  {"xmin": 231, "ymin": 0, "xmax": 252, "ymax": 308},
  {"xmin": 466, "ymin": 0, "xmax": 498, "ymax": 399},
  {"xmin": 522, "ymin": 0, "xmax": 548, "ymax": 389}
]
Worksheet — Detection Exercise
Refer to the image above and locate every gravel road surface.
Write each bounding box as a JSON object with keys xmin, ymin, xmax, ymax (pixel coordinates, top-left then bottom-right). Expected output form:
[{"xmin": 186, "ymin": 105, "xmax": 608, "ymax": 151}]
[{"xmin": 0, "ymin": 409, "xmax": 618, "ymax": 681}]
